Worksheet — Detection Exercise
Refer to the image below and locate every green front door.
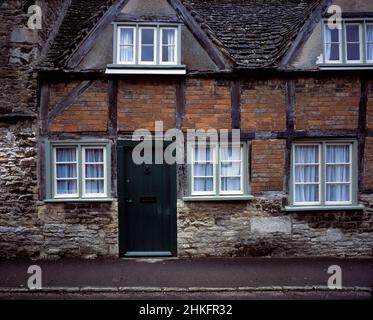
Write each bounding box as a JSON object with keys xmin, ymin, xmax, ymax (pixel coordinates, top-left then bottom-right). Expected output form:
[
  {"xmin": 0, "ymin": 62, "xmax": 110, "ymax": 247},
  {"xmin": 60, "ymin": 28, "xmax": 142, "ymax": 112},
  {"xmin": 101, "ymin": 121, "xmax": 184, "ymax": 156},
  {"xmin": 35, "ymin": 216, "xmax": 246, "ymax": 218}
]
[{"xmin": 117, "ymin": 141, "xmax": 177, "ymax": 257}]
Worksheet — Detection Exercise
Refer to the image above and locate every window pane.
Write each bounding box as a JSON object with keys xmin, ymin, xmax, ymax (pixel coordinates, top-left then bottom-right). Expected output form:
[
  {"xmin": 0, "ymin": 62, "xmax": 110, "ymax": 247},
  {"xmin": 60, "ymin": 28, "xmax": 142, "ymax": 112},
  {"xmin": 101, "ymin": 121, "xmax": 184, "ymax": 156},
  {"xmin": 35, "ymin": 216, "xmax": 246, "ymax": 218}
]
[
  {"xmin": 119, "ymin": 28, "xmax": 134, "ymax": 62},
  {"xmin": 141, "ymin": 29, "xmax": 154, "ymax": 45},
  {"xmin": 86, "ymin": 164, "xmax": 104, "ymax": 179},
  {"xmin": 327, "ymin": 43, "xmax": 340, "ymax": 60},
  {"xmin": 194, "ymin": 163, "xmax": 213, "ymax": 176},
  {"xmin": 56, "ymin": 148, "xmax": 76, "ymax": 162},
  {"xmin": 85, "ymin": 149, "xmax": 104, "ymax": 162},
  {"xmin": 162, "ymin": 45, "xmax": 175, "ymax": 62},
  {"xmin": 194, "ymin": 146, "xmax": 213, "ymax": 161},
  {"xmin": 330, "ymin": 28, "xmax": 339, "ymax": 42},
  {"xmin": 120, "ymin": 28, "xmax": 134, "ymax": 46},
  {"xmin": 294, "ymin": 145, "xmax": 319, "ymax": 164},
  {"xmin": 326, "ymin": 165, "xmax": 350, "ymax": 183},
  {"xmin": 221, "ymin": 146, "xmax": 241, "ymax": 161},
  {"xmin": 57, "ymin": 180, "xmax": 77, "ymax": 195},
  {"xmin": 326, "ymin": 184, "xmax": 350, "ymax": 202},
  {"xmin": 221, "ymin": 162, "xmax": 240, "ymax": 176},
  {"xmin": 85, "ymin": 180, "xmax": 104, "ymax": 194},
  {"xmin": 56, "ymin": 164, "xmax": 77, "ymax": 179},
  {"xmin": 141, "ymin": 46, "xmax": 154, "ymax": 61},
  {"xmin": 346, "ymin": 25, "xmax": 360, "ymax": 42},
  {"xmin": 326, "ymin": 145, "xmax": 349, "ymax": 163},
  {"xmin": 162, "ymin": 29, "xmax": 176, "ymax": 45},
  {"xmin": 295, "ymin": 165, "xmax": 319, "ymax": 183},
  {"xmin": 194, "ymin": 178, "xmax": 213, "ymax": 192},
  {"xmin": 221, "ymin": 178, "xmax": 240, "ymax": 191},
  {"xmin": 295, "ymin": 184, "xmax": 319, "ymax": 203},
  {"xmin": 347, "ymin": 43, "xmax": 360, "ymax": 60},
  {"xmin": 367, "ymin": 25, "xmax": 373, "ymax": 61}
]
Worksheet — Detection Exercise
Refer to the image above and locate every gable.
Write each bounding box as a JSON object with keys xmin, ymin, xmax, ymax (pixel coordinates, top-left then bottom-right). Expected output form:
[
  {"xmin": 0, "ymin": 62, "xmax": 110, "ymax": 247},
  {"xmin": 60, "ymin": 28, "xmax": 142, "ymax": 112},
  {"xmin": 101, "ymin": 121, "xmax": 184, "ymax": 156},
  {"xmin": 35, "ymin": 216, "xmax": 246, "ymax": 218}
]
[{"xmin": 290, "ymin": 0, "xmax": 373, "ymax": 70}]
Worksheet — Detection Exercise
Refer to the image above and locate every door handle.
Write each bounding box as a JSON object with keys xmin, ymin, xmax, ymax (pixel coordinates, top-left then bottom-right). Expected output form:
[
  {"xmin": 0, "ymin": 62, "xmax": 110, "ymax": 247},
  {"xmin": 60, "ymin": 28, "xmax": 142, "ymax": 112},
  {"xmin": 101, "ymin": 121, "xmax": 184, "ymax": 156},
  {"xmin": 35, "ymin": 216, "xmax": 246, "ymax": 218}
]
[{"xmin": 125, "ymin": 199, "xmax": 133, "ymax": 204}]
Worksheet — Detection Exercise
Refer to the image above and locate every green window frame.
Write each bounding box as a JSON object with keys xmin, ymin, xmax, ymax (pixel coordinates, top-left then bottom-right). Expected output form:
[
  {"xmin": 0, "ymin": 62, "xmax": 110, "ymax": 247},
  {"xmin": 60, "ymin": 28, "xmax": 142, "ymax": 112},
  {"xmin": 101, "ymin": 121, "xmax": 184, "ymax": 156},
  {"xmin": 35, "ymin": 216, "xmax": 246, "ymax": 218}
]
[
  {"xmin": 183, "ymin": 142, "xmax": 253, "ymax": 201},
  {"xmin": 113, "ymin": 23, "xmax": 182, "ymax": 66},
  {"xmin": 45, "ymin": 140, "xmax": 112, "ymax": 202},
  {"xmin": 322, "ymin": 19, "xmax": 373, "ymax": 66},
  {"xmin": 286, "ymin": 139, "xmax": 363, "ymax": 211}
]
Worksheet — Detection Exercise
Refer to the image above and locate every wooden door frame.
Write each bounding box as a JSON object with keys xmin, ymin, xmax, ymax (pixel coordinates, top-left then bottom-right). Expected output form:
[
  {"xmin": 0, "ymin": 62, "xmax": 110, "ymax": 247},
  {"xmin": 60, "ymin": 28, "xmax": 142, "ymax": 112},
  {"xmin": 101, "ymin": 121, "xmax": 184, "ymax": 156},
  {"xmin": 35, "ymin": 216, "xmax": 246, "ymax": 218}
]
[{"xmin": 117, "ymin": 139, "xmax": 177, "ymax": 258}]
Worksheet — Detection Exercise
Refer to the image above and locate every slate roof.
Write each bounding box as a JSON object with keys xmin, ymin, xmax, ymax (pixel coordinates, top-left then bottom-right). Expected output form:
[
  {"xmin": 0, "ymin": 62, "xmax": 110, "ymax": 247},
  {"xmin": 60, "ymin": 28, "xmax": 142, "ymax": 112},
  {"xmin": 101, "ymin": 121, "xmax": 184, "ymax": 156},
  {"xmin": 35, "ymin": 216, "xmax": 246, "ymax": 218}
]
[
  {"xmin": 41, "ymin": 0, "xmax": 115, "ymax": 68},
  {"xmin": 181, "ymin": 0, "xmax": 322, "ymax": 68},
  {"xmin": 42, "ymin": 0, "xmax": 323, "ymax": 70}
]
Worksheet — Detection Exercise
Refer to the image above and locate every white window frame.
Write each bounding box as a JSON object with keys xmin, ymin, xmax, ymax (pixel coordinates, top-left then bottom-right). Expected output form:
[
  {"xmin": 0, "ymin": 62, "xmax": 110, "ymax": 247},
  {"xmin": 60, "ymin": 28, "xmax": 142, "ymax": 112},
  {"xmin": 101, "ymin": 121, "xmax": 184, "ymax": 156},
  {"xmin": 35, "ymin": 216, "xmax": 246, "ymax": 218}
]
[
  {"xmin": 345, "ymin": 23, "xmax": 363, "ymax": 63},
  {"xmin": 324, "ymin": 24, "xmax": 342, "ymax": 63},
  {"xmin": 292, "ymin": 143, "xmax": 322, "ymax": 206},
  {"xmin": 219, "ymin": 144, "xmax": 244, "ymax": 195},
  {"xmin": 160, "ymin": 27, "xmax": 178, "ymax": 65},
  {"xmin": 139, "ymin": 27, "xmax": 157, "ymax": 65},
  {"xmin": 191, "ymin": 143, "xmax": 216, "ymax": 196},
  {"xmin": 54, "ymin": 147, "xmax": 79, "ymax": 199},
  {"xmin": 117, "ymin": 26, "xmax": 136, "ymax": 64},
  {"xmin": 82, "ymin": 147, "xmax": 107, "ymax": 198},
  {"xmin": 324, "ymin": 143, "xmax": 352, "ymax": 206},
  {"xmin": 366, "ymin": 23, "xmax": 373, "ymax": 63}
]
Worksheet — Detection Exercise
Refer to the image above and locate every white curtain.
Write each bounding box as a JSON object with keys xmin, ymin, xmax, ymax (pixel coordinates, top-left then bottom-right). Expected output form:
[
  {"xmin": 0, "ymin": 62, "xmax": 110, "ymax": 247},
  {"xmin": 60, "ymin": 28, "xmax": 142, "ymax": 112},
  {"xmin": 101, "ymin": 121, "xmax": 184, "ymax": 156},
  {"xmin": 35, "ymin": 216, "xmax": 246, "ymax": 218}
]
[
  {"xmin": 221, "ymin": 147, "xmax": 241, "ymax": 191},
  {"xmin": 85, "ymin": 149, "xmax": 104, "ymax": 194},
  {"xmin": 294, "ymin": 146, "xmax": 319, "ymax": 203},
  {"xmin": 367, "ymin": 25, "xmax": 373, "ymax": 61},
  {"xmin": 326, "ymin": 145, "xmax": 350, "ymax": 202},
  {"xmin": 56, "ymin": 148, "xmax": 77, "ymax": 195},
  {"xmin": 162, "ymin": 29, "xmax": 175, "ymax": 62},
  {"xmin": 325, "ymin": 27, "xmax": 332, "ymax": 61},
  {"xmin": 193, "ymin": 146, "xmax": 213, "ymax": 192},
  {"xmin": 120, "ymin": 28, "xmax": 133, "ymax": 62}
]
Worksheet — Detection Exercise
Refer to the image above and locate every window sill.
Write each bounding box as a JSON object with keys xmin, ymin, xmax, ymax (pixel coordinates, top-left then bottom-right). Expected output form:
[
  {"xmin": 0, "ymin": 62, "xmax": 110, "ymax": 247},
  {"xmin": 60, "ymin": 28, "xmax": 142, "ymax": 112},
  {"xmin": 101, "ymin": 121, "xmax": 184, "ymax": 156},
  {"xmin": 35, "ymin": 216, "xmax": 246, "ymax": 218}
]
[
  {"xmin": 284, "ymin": 204, "xmax": 365, "ymax": 212},
  {"xmin": 106, "ymin": 64, "xmax": 186, "ymax": 75},
  {"xmin": 182, "ymin": 195, "xmax": 254, "ymax": 202},
  {"xmin": 319, "ymin": 63, "xmax": 373, "ymax": 70},
  {"xmin": 44, "ymin": 198, "xmax": 114, "ymax": 203}
]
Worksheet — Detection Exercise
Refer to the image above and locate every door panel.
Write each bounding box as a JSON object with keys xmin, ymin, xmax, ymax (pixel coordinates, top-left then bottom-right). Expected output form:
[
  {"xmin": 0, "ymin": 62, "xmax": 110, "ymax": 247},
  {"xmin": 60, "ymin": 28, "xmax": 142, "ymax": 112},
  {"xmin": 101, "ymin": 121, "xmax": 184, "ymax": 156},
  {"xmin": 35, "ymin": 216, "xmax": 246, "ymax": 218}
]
[{"xmin": 118, "ymin": 141, "xmax": 176, "ymax": 257}]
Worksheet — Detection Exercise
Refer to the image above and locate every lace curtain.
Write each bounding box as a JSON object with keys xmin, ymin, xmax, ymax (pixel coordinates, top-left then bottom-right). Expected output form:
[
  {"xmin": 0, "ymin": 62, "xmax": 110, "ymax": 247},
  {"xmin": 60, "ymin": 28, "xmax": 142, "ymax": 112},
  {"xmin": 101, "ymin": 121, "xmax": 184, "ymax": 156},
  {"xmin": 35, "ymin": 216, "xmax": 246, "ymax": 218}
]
[{"xmin": 56, "ymin": 148, "xmax": 78, "ymax": 195}]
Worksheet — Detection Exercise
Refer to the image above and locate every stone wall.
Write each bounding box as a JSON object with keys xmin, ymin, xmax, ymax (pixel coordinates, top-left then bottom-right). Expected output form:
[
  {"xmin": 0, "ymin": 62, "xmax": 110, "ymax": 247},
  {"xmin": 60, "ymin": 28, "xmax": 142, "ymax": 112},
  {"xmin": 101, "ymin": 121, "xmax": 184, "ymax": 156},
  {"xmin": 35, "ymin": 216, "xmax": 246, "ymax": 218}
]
[{"xmin": 177, "ymin": 195, "xmax": 373, "ymax": 257}]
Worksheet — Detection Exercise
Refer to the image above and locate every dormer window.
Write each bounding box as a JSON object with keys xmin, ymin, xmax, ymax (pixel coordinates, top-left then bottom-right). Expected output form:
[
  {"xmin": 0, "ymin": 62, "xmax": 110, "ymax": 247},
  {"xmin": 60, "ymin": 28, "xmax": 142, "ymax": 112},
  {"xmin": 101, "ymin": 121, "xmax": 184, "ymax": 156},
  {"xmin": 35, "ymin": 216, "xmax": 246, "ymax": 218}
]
[
  {"xmin": 108, "ymin": 23, "xmax": 185, "ymax": 74},
  {"xmin": 322, "ymin": 20, "xmax": 373, "ymax": 67}
]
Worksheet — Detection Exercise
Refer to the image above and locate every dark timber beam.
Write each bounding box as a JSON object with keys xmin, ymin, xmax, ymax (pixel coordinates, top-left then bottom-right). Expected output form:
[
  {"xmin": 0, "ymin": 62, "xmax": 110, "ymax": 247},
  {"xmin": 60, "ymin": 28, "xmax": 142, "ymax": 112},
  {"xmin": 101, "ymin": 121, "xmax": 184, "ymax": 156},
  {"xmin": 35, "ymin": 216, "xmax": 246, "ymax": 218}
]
[
  {"xmin": 47, "ymin": 80, "xmax": 93, "ymax": 124},
  {"xmin": 108, "ymin": 78, "xmax": 119, "ymax": 198},
  {"xmin": 176, "ymin": 78, "xmax": 186, "ymax": 130},
  {"xmin": 231, "ymin": 79, "xmax": 241, "ymax": 129},
  {"xmin": 38, "ymin": 81, "xmax": 50, "ymax": 200},
  {"xmin": 358, "ymin": 78, "xmax": 369, "ymax": 192},
  {"xmin": 284, "ymin": 79, "xmax": 296, "ymax": 192}
]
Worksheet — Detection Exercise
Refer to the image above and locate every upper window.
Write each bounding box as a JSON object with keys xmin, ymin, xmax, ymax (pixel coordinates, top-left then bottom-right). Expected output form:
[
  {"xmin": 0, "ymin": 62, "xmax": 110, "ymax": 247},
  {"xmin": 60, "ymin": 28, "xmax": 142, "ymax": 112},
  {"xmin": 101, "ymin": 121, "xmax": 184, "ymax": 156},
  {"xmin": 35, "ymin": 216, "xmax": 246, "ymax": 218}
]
[
  {"xmin": 324, "ymin": 21, "xmax": 373, "ymax": 65},
  {"xmin": 47, "ymin": 141, "xmax": 111, "ymax": 201},
  {"xmin": 291, "ymin": 141, "xmax": 358, "ymax": 208},
  {"xmin": 188, "ymin": 143, "xmax": 248, "ymax": 197},
  {"xmin": 116, "ymin": 24, "xmax": 179, "ymax": 65}
]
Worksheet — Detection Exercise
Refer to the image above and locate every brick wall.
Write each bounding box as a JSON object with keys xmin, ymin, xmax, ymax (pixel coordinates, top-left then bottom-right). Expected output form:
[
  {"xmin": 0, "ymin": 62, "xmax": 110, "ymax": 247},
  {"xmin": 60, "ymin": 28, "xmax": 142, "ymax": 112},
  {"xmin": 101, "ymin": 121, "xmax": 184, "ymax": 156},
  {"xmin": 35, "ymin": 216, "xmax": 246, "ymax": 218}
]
[
  {"xmin": 48, "ymin": 80, "xmax": 108, "ymax": 132},
  {"xmin": 251, "ymin": 139, "xmax": 286, "ymax": 192},
  {"xmin": 184, "ymin": 78, "xmax": 231, "ymax": 130},
  {"xmin": 241, "ymin": 79, "xmax": 286, "ymax": 131},
  {"xmin": 118, "ymin": 78, "xmax": 176, "ymax": 132},
  {"xmin": 363, "ymin": 137, "xmax": 373, "ymax": 192},
  {"xmin": 295, "ymin": 77, "xmax": 360, "ymax": 130}
]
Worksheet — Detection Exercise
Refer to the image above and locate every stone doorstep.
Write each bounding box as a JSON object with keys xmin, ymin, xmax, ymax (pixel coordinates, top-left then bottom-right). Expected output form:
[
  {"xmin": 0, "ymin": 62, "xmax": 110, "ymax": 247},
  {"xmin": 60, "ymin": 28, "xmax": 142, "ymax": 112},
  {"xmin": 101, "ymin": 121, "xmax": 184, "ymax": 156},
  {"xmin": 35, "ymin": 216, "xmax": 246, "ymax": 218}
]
[{"xmin": 0, "ymin": 286, "xmax": 371, "ymax": 294}]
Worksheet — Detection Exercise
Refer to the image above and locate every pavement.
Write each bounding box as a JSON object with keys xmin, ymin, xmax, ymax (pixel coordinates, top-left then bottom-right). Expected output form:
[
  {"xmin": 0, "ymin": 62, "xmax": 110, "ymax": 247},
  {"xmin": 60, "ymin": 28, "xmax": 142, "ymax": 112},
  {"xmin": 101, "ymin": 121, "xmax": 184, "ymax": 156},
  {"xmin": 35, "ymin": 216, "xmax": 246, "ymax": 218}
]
[{"xmin": 0, "ymin": 257, "xmax": 372, "ymax": 299}]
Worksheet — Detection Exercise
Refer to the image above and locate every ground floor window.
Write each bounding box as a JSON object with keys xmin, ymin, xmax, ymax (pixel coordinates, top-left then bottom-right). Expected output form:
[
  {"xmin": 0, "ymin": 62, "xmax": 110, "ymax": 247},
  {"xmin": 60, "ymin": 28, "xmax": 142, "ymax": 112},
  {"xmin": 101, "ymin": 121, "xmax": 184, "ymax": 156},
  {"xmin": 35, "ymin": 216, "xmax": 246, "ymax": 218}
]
[
  {"xmin": 187, "ymin": 142, "xmax": 249, "ymax": 198},
  {"xmin": 46, "ymin": 141, "xmax": 111, "ymax": 200},
  {"xmin": 291, "ymin": 140, "xmax": 358, "ymax": 208}
]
